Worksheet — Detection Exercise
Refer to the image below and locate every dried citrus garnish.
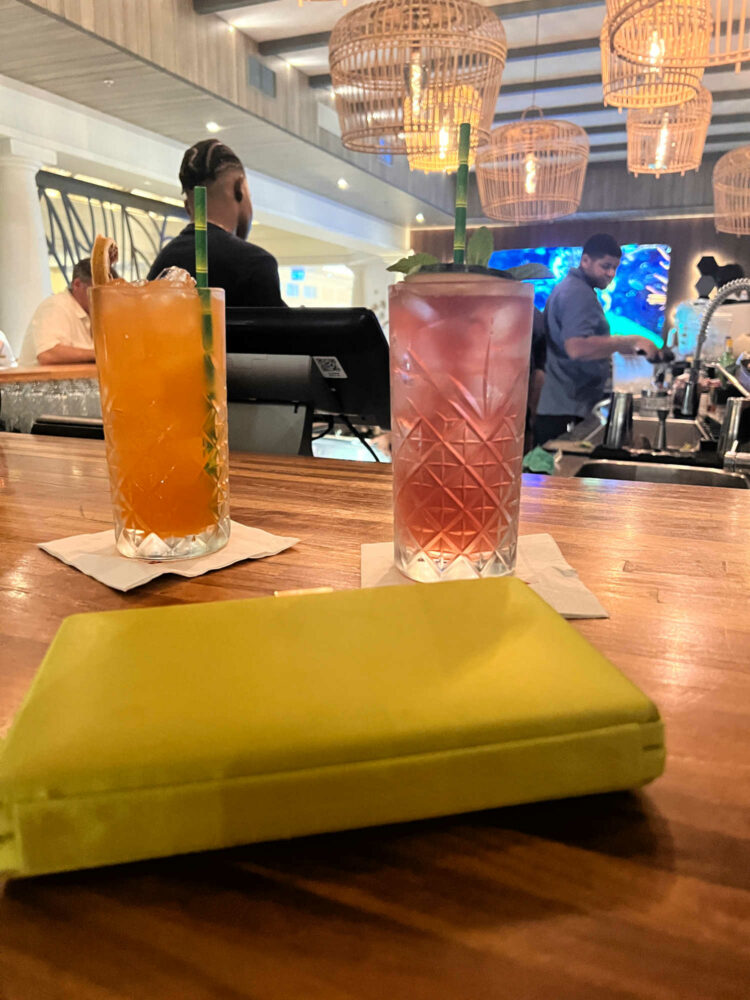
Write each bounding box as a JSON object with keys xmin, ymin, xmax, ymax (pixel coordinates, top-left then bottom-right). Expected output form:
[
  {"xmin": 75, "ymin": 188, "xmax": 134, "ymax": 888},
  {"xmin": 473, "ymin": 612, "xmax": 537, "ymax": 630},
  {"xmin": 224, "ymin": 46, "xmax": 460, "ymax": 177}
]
[{"xmin": 91, "ymin": 235, "xmax": 119, "ymax": 286}]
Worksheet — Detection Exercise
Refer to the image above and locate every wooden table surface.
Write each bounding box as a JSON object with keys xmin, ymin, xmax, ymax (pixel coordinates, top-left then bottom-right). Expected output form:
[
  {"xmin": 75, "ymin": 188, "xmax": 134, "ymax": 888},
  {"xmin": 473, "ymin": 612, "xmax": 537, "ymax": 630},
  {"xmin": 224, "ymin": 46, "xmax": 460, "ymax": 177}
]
[
  {"xmin": 0, "ymin": 363, "xmax": 97, "ymax": 385},
  {"xmin": 1, "ymin": 433, "xmax": 749, "ymax": 999}
]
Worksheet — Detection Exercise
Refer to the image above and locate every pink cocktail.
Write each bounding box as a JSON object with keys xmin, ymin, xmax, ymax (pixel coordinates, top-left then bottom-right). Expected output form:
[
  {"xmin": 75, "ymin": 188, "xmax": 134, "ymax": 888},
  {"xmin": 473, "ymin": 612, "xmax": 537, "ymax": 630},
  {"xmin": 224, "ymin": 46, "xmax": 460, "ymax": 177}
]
[{"xmin": 389, "ymin": 268, "xmax": 534, "ymax": 582}]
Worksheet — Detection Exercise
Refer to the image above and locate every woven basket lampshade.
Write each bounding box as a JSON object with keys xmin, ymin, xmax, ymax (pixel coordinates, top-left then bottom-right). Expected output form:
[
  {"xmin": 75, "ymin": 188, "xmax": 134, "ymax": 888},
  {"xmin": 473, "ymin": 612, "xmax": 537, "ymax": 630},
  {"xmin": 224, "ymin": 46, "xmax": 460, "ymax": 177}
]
[
  {"xmin": 601, "ymin": 16, "xmax": 704, "ymax": 109},
  {"xmin": 404, "ymin": 84, "xmax": 482, "ymax": 171},
  {"xmin": 714, "ymin": 145, "xmax": 750, "ymax": 234},
  {"xmin": 626, "ymin": 86, "xmax": 712, "ymax": 177},
  {"xmin": 705, "ymin": 0, "xmax": 750, "ymax": 68},
  {"xmin": 609, "ymin": 0, "xmax": 750, "ymax": 69},
  {"xmin": 329, "ymin": 0, "xmax": 507, "ymax": 157},
  {"xmin": 606, "ymin": 0, "xmax": 713, "ymax": 70},
  {"xmin": 475, "ymin": 109, "xmax": 590, "ymax": 223}
]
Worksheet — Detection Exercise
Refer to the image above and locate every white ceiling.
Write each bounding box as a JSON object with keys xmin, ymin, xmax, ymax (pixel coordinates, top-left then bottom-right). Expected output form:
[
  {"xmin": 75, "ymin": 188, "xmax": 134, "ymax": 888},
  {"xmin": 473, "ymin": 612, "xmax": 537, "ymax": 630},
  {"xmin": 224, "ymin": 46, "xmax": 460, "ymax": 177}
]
[{"xmin": 222, "ymin": 0, "xmax": 372, "ymax": 41}]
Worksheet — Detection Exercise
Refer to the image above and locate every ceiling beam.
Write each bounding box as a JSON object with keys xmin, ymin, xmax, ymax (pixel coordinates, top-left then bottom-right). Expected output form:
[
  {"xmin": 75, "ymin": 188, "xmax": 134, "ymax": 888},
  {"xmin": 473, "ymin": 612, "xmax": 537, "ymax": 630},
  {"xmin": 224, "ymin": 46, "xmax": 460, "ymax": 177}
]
[
  {"xmin": 508, "ymin": 36, "xmax": 599, "ymax": 59},
  {"xmin": 310, "ymin": 56, "xmax": 734, "ymax": 92},
  {"xmin": 260, "ymin": 28, "xmax": 605, "ymax": 60},
  {"xmin": 259, "ymin": 32, "xmax": 331, "ymax": 57},
  {"xmin": 590, "ymin": 133, "xmax": 750, "ymax": 155},
  {"xmin": 585, "ymin": 111, "xmax": 750, "ymax": 135},
  {"xmin": 192, "ymin": 0, "xmax": 269, "ymax": 12},
  {"xmin": 493, "ymin": 87, "xmax": 750, "ymax": 122},
  {"xmin": 308, "ymin": 70, "xmax": 606, "ymax": 91},
  {"xmin": 494, "ymin": 59, "xmax": 730, "ymax": 96},
  {"xmin": 490, "ymin": 0, "xmax": 603, "ymax": 14},
  {"xmin": 196, "ymin": 0, "xmax": 604, "ymax": 17},
  {"xmin": 500, "ymin": 73, "xmax": 601, "ymax": 93}
]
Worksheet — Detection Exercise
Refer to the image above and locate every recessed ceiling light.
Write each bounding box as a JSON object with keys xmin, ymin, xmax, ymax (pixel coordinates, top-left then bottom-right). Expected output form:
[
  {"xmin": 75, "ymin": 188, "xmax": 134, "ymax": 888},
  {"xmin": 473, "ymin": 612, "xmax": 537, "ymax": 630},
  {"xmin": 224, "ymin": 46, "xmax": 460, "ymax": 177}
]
[
  {"xmin": 415, "ymin": 212, "xmax": 425, "ymax": 223},
  {"xmin": 205, "ymin": 121, "xmax": 221, "ymax": 133},
  {"xmin": 337, "ymin": 177, "xmax": 350, "ymax": 190}
]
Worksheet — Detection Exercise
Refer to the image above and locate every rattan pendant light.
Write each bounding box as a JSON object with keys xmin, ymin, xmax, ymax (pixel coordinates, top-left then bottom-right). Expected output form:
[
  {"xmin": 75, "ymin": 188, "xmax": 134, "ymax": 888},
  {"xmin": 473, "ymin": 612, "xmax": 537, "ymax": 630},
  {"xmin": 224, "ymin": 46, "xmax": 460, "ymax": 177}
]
[
  {"xmin": 626, "ymin": 86, "xmax": 712, "ymax": 177},
  {"xmin": 606, "ymin": 0, "xmax": 713, "ymax": 70},
  {"xmin": 609, "ymin": 0, "xmax": 750, "ymax": 70},
  {"xmin": 329, "ymin": 0, "xmax": 507, "ymax": 161},
  {"xmin": 705, "ymin": 0, "xmax": 750, "ymax": 69},
  {"xmin": 476, "ymin": 109, "xmax": 590, "ymax": 222},
  {"xmin": 601, "ymin": 15, "xmax": 704, "ymax": 109},
  {"xmin": 404, "ymin": 84, "xmax": 483, "ymax": 171},
  {"xmin": 714, "ymin": 146, "xmax": 750, "ymax": 234}
]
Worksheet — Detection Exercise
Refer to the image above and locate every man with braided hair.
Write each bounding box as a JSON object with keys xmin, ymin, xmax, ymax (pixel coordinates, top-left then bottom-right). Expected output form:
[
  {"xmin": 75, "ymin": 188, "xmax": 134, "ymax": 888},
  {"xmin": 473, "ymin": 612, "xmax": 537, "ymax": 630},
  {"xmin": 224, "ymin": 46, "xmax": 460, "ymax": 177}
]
[{"xmin": 148, "ymin": 139, "xmax": 285, "ymax": 307}]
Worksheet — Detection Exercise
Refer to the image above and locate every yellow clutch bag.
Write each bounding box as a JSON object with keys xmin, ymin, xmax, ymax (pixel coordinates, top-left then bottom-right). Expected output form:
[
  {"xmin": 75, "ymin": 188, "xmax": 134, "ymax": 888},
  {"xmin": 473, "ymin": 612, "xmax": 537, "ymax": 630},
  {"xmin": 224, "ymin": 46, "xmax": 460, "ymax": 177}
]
[{"xmin": 0, "ymin": 578, "xmax": 664, "ymax": 878}]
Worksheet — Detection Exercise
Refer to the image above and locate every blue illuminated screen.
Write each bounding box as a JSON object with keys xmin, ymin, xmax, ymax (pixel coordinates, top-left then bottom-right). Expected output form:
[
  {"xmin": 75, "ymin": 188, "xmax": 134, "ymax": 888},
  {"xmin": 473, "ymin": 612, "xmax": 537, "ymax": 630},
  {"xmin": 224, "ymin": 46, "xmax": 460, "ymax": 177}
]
[{"xmin": 489, "ymin": 243, "xmax": 671, "ymax": 345}]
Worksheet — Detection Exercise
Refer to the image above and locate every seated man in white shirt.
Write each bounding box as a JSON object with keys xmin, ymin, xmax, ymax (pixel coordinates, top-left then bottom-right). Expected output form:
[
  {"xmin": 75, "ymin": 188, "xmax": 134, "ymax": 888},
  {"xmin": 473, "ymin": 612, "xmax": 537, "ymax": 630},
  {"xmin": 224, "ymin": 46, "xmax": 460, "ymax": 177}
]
[{"xmin": 19, "ymin": 259, "xmax": 96, "ymax": 366}]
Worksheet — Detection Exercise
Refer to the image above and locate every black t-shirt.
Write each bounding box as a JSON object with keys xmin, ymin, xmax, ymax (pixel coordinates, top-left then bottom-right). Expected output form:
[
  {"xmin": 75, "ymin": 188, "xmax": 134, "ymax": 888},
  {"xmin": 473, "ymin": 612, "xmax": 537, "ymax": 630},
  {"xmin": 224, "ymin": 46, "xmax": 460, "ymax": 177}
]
[{"xmin": 147, "ymin": 223, "xmax": 286, "ymax": 307}]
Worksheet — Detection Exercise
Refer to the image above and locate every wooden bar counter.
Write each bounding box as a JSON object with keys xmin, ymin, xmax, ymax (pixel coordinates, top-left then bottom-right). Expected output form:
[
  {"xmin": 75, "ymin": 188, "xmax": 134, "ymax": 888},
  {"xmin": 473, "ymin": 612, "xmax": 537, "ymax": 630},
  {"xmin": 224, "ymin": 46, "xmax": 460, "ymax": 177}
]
[{"xmin": 0, "ymin": 433, "xmax": 749, "ymax": 999}]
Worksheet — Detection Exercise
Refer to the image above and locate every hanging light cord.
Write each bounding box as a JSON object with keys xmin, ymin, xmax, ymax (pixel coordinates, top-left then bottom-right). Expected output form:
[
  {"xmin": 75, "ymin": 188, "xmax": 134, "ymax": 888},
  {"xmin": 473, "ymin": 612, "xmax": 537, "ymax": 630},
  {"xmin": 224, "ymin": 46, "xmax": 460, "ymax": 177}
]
[{"xmin": 531, "ymin": 12, "xmax": 541, "ymax": 108}]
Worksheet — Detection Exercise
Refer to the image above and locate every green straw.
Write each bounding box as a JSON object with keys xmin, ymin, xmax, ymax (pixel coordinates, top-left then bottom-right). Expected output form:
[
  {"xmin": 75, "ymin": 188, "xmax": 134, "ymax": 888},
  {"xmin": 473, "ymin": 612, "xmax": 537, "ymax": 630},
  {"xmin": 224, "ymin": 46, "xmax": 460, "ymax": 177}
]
[
  {"xmin": 194, "ymin": 185, "xmax": 213, "ymax": 366},
  {"xmin": 194, "ymin": 186, "xmax": 219, "ymax": 473},
  {"xmin": 453, "ymin": 122, "xmax": 471, "ymax": 265},
  {"xmin": 194, "ymin": 186, "xmax": 209, "ymax": 289}
]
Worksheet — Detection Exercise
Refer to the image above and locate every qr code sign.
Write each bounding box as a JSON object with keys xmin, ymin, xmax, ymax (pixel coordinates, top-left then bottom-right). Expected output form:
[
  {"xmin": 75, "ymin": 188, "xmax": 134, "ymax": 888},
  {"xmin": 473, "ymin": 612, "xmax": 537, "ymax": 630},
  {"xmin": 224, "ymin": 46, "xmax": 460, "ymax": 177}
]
[{"xmin": 313, "ymin": 356, "xmax": 348, "ymax": 379}]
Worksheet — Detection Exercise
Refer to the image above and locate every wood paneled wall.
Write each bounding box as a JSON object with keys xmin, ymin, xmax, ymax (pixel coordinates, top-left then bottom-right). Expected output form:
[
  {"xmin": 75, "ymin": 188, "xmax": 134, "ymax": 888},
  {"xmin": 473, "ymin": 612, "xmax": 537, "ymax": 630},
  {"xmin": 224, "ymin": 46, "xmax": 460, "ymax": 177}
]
[
  {"xmin": 18, "ymin": 0, "xmax": 454, "ymax": 210},
  {"xmin": 412, "ymin": 217, "xmax": 750, "ymax": 328},
  {"xmin": 23, "ymin": 0, "xmax": 294, "ymax": 132}
]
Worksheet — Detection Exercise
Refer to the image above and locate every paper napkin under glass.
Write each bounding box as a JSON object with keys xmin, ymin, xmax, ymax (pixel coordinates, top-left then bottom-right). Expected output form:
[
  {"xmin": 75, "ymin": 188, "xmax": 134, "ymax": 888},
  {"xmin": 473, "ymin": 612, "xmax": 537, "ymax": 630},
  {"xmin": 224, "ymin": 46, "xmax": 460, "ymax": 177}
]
[
  {"xmin": 39, "ymin": 521, "xmax": 299, "ymax": 592},
  {"xmin": 361, "ymin": 534, "xmax": 608, "ymax": 620}
]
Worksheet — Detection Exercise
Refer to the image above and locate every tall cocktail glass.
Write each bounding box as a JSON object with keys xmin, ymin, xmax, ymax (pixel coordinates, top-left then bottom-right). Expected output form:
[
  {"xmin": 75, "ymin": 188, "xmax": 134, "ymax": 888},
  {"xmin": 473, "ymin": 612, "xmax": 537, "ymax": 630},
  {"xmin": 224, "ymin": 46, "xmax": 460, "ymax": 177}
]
[
  {"xmin": 90, "ymin": 282, "xmax": 230, "ymax": 560},
  {"xmin": 389, "ymin": 266, "xmax": 534, "ymax": 582}
]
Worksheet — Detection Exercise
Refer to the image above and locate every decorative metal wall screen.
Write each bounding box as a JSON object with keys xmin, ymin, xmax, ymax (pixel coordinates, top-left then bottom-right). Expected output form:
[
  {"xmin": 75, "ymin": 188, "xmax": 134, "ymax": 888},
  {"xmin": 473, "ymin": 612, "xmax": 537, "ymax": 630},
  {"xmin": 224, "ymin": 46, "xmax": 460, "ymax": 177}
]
[{"xmin": 37, "ymin": 172, "xmax": 186, "ymax": 286}]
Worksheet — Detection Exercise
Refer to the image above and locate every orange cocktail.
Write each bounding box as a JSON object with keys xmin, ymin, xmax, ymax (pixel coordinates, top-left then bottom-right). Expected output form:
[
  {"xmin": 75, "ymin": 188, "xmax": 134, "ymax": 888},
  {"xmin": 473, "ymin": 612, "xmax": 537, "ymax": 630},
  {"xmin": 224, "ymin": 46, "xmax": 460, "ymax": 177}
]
[{"xmin": 90, "ymin": 281, "xmax": 230, "ymax": 560}]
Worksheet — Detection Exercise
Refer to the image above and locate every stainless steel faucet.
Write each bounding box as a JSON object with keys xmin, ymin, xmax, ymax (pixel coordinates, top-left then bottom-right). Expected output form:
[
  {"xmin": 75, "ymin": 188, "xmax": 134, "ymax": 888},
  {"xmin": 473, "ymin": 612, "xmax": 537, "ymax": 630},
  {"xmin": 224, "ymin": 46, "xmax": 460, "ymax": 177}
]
[{"xmin": 682, "ymin": 277, "xmax": 750, "ymax": 417}]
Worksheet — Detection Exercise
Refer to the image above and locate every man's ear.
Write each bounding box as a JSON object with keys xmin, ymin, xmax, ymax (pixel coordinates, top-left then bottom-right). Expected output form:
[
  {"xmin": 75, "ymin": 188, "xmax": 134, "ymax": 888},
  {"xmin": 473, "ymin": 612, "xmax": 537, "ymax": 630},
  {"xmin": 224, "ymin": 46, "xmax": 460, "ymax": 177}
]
[{"xmin": 234, "ymin": 177, "xmax": 243, "ymax": 203}]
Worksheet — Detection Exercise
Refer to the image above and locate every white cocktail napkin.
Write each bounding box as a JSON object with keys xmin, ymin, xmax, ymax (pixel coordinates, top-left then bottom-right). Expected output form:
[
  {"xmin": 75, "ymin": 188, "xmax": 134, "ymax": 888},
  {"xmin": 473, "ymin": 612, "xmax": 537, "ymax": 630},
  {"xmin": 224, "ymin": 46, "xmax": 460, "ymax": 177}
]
[
  {"xmin": 361, "ymin": 534, "xmax": 608, "ymax": 620},
  {"xmin": 39, "ymin": 521, "xmax": 299, "ymax": 593}
]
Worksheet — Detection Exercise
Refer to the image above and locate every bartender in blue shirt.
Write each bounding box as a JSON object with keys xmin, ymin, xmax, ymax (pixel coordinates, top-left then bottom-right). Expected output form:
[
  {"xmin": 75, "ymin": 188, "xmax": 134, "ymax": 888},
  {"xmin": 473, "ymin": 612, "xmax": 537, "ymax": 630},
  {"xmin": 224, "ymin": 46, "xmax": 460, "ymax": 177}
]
[{"xmin": 534, "ymin": 233, "xmax": 659, "ymax": 446}]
